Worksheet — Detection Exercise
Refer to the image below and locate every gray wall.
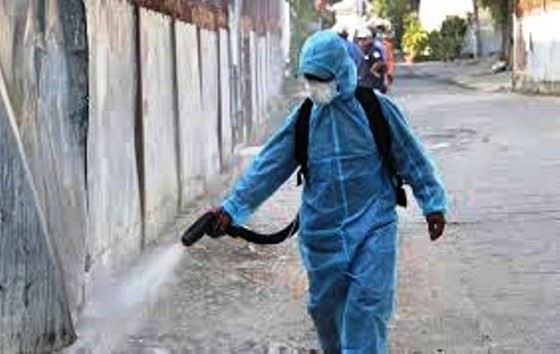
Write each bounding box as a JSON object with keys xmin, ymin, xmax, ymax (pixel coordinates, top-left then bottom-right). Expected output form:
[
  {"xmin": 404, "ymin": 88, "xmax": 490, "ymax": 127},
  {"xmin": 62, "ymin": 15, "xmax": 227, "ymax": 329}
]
[
  {"xmin": 514, "ymin": 4, "xmax": 560, "ymax": 94},
  {"xmin": 0, "ymin": 0, "xmax": 288, "ymax": 351},
  {"xmin": 85, "ymin": 0, "xmax": 143, "ymax": 287},
  {"xmin": 0, "ymin": 0, "xmax": 88, "ymax": 351}
]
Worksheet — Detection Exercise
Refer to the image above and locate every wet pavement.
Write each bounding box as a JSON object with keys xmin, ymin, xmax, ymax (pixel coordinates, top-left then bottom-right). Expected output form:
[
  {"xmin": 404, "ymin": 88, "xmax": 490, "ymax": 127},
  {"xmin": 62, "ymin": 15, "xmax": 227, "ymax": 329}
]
[{"xmin": 70, "ymin": 75, "xmax": 560, "ymax": 353}]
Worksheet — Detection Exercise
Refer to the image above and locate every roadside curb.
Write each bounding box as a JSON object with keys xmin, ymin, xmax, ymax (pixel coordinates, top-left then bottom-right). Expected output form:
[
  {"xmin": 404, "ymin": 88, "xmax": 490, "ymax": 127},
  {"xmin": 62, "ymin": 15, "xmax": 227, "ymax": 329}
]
[{"xmin": 397, "ymin": 64, "xmax": 512, "ymax": 94}]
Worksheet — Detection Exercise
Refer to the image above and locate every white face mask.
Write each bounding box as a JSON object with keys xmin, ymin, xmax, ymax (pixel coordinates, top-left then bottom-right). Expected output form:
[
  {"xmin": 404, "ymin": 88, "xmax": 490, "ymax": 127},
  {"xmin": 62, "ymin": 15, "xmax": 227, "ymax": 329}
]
[{"xmin": 304, "ymin": 79, "xmax": 338, "ymax": 105}]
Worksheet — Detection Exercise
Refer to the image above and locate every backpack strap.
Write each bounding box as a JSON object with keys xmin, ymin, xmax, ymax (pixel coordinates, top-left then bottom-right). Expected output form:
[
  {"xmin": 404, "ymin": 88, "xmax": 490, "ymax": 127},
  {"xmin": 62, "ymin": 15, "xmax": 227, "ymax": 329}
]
[
  {"xmin": 354, "ymin": 87, "xmax": 408, "ymax": 207},
  {"xmin": 294, "ymin": 98, "xmax": 313, "ymax": 185},
  {"xmin": 293, "ymin": 90, "xmax": 407, "ymax": 208}
]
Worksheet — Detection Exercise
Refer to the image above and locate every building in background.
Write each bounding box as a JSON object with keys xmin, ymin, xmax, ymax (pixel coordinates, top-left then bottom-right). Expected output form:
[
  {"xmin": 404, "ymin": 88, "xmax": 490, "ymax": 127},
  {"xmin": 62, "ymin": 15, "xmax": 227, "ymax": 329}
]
[
  {"xmin": 463, "ymin": 7, "xmax": 503, "ymax": 57},
  {"xmin": 514, "ymin": 0, "xmax": 560, "ymax": 94}
]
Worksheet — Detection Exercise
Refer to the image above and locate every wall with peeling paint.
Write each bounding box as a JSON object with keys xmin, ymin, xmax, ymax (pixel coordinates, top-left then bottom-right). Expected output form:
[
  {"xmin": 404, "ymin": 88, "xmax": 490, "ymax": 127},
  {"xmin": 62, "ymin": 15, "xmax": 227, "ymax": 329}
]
[
  {"xmin": 0, "ymin": 0, "xmax": 289, "ymax": 351},
  {"xmin": 0, "ymin": 0, "xmax": 87, "ymax": 351},
  {"xmin": 175, "ymin": 21, "xmax": 207, "ymax": 204},
  {"xmin": 514, "ymin": 1, "xmax": 560, "ymax": 94},
  {"xmin": 139, "ymin": 9, "xmax": 180, "ymax": 244},
  {"xmin": 85, "ymin": 0, "xmax": 143, "ymax": 288}
]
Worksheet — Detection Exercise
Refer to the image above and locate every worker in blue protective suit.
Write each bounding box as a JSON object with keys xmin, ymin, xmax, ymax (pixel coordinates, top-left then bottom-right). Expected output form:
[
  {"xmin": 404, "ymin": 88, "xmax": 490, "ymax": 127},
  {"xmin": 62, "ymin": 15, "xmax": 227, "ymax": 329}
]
[{"xmin": 213, "ymin": 30, "xmax": 447, "ymax": 353}]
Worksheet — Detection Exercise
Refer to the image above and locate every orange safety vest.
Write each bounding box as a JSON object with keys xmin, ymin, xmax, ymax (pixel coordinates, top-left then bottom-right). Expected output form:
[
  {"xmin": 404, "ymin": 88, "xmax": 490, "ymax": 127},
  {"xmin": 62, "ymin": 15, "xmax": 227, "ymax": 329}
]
[{"xmin": 382, "ymin": 38, "xmax": 395, "ymax": 78}]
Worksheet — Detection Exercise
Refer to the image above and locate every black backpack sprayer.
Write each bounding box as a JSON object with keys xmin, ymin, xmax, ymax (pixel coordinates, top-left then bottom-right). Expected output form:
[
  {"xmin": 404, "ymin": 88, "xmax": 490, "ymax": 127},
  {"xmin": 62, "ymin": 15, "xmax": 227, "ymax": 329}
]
[
  {"xmin": 181, "ymin": 212, "xmax": 300, "ymax": 247},
  {"xmin": 181, "ymin": 88, "xmax": 407, "ymax": 247}
]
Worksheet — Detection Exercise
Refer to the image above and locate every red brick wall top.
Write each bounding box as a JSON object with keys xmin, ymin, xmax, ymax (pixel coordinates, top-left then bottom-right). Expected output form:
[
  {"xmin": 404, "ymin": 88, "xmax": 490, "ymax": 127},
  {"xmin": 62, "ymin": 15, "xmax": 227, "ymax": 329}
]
[
  {"xmin": 131, "ymin": 0, "xmax": 282, "ymax": 34},
  {"xmin": 517, "ymin": 0, "xmax": 560, "ymax": 17},
  {"xmin": 131, "ymin": 0, "xmax": 228, "ymax": 30}
]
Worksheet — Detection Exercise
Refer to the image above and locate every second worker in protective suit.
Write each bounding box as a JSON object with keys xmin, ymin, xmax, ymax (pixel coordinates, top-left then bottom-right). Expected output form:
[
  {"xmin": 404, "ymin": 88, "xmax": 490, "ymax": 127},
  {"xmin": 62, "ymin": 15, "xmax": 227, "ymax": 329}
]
[{"xmin": 213, "ymin": 30, "xmax": 447, "ymax": 353}]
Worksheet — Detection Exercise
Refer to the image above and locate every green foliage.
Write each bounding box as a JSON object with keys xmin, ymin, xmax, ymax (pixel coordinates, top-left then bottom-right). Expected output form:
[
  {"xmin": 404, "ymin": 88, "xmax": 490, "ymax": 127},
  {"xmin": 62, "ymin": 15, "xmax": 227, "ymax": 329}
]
[
  {"xmin": 424, "ymin": 15, "xmax": 467, "ymax": 61},
  {"xmin": 440, "ymin": 15, "xmax": 468, "ymax": 59},
  {"xmin": 402, "ymin": 13, "xmax": 428, "ymax": 57},
  {"xmin": 371, "ymin": 0, "xmax": 410, "ymax": 48},
  {"xmin": 285, "ymin": 0, "xmax": 335, "ymax": 74},
  {"xmin": 371, "ymin": 0, "xmax": 390, "ymax": 18},
  {"xmin": 479, "ymin": 0, "xmax": 514, "ymax": 27},
  {"xmin": 371, "ymin": 0, "xmax": 409, "ymax": 21}
]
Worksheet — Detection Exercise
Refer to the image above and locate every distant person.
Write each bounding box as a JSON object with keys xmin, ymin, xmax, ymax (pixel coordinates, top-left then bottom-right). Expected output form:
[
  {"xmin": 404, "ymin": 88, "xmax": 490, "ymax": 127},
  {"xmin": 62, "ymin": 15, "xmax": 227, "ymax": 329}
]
[
  {"xmin": 377, "ymin": 24, "xmax": 396, "ymax": 90},
  {"xmin": 356, "ymin": 27, "xmax": 387, "ymax": 92},
  {"xmin": 332, "ymin": 22, "xmax": 363, "ymax": 68}
]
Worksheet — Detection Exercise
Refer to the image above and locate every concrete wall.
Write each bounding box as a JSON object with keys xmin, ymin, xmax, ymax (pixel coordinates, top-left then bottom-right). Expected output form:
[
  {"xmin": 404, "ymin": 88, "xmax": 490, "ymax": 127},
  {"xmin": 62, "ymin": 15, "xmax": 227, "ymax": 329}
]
[
  {"xmin": 139, "ymin": 9, "xmax": 180, "ymax": 244},
  {"xmin": 0, "ymin": 0, "xmax": 87, "ymax": 350},
  {"xmin": 514, "ymin": 1, "xmax": 560, "ymax": 94},
  {"xmin": 240, "ymin": 30, "xmax": 285, "ymax": 143},
  {"xmin": 463, "ymin": 14, "xmax": 503, "ymax": 58},
  {"xmin": 86, "ymin": 0, "xmax": 142, "ymax": 279},
  {"xmin": 175, "ymin": 21, "xmax": 206, "ymax": 204},
  {"xmin": 199, "ymin": 28, "xmax": 222, "ymax": 177},
  {"xmin": 0, "ymin": 67, "xmax": 76, "ymax": 354},
  {"xmin": 219, "ymin": 29, "xmax": 234, "ymax": 168},
  {"xmin": 0, "ymin": 0, "xmax": 288, "ymax": 350}
]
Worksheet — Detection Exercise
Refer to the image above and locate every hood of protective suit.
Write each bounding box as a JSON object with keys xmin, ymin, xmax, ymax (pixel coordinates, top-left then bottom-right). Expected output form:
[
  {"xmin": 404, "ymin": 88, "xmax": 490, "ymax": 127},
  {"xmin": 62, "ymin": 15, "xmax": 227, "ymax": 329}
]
[{"xmin": 298, "ymin": 30, "xmax": 357, "ymax": 99}]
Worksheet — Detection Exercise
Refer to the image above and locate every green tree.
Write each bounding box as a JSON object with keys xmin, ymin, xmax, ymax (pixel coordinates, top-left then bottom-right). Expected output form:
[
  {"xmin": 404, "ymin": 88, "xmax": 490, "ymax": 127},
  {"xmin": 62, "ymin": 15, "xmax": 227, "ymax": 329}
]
[
  {"xmin": 471, "ymin": 0, "xmax": 483, "ymax": 57},
  {"xmin": 371, "ymin": 0, "xmax": 410, "ymax": 49},
  {"xmin": 440, "ymin": 16, "xmax": 468, "ymax": 60},
  {"xmin": 479, "ymin": 0, "xmax": 515, "ymax": 63},
  {"xmin": 425, "ymin": 16, "xmax": 468, "ymax": 61},
  {"xmin": 402, "ymin": 12, "xmax": 428, "ymax": 58},
  {"xmin": 285, "ymin": 0, "xmax": 334, "ymax": 74},
  {"xmin": 371, "ymin": 0, "xmax": 390, "ymax": 18}
]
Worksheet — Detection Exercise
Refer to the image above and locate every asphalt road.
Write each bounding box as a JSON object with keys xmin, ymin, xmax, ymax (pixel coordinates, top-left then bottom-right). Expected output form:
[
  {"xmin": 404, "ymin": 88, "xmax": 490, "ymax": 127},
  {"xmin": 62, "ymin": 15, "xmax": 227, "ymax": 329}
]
[
  {"xmin": 390, "ymin": 76, "xmax": 560, "ymax": 352},
  {"xmin": 70, "ymin": 75, "xmax": 560, "ymax": 353}
]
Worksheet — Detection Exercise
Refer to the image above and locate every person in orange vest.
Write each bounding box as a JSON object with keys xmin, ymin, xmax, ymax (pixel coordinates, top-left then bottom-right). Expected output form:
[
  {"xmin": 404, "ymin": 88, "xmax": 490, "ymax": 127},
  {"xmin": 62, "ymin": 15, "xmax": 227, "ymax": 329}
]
[{"xmin": 377, "ymin": 24, "xmax": 396, "ymax": 91}]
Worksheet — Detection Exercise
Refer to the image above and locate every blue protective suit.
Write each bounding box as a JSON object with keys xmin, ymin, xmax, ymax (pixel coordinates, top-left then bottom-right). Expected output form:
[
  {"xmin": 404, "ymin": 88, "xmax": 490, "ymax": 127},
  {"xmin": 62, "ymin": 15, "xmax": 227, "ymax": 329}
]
[
  {"xmin": 341, "ymin": 37, "xmax": 363, "ymax": 68},
  {"xmin": 222, "ymin": 31, "xmax": 447, "ymax": 353}
]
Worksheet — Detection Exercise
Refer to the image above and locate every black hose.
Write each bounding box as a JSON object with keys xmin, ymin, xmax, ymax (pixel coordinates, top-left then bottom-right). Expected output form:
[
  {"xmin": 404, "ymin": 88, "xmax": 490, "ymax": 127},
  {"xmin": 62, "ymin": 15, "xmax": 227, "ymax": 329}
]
[
  {"xmin": 227, "ymin": 217, "xmax": 299, "ymax": 244},
  {"xmin": 181, "ymin": 212, "xmax": 299, "ymax": 247}
]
